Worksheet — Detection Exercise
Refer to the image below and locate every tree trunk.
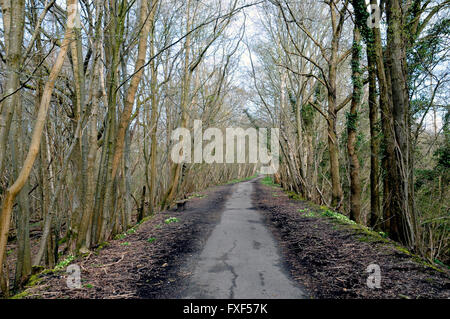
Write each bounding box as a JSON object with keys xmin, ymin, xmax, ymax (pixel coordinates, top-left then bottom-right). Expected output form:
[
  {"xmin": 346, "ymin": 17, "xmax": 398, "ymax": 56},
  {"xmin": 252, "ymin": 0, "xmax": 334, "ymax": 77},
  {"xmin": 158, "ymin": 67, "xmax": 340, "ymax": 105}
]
[
  {"xmin": 161, "ymin": 0, "xmax": 192, "ymax": 209},
  {"xmin": 0, "ymin": 0, "xmax": 25, "ymax": 177},
  {"xmin": 0, "ymin": 0, "xmax": 76, "ymax": 288},
  {"xmin": 148, "ymin": 7, "xmax": 159, "ymax": 215},
  {"xmin": 366, "ymin": 27, "xmax": 381, "ymax": 230},
  {"xmin": 347, "ymin": 27, "xmax": 362, "ymax": 224},
  {"xmin": 76, "ymin": 4, "xmax": 103, "ymax": 250},
  {"xmin": 327, "ymin": 61, "xmax": 343, "ymax": 210},
  {"xmin": 384, "ymin": 0, "xmax": 416, "ymax": 248},
  {"xmin": 12, "ymin": 98, "xmax": 31, "ymax": 287}
]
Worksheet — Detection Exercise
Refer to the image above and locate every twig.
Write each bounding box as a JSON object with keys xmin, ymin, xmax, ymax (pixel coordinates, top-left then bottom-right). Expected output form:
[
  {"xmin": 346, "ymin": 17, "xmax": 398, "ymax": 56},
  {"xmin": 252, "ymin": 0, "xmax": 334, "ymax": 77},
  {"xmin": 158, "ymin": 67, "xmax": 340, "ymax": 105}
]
[{"xmin": 101, "ymin": 254, "xmax": 126, "ymax": 269}]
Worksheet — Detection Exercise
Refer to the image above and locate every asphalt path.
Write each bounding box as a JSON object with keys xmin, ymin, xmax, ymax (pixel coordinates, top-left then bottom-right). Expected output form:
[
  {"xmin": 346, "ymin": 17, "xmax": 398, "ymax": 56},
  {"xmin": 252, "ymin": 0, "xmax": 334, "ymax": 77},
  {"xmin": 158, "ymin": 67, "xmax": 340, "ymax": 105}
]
[{"xmin": 182, "ymin": 179, "xmax": 307, "ymax": 299}]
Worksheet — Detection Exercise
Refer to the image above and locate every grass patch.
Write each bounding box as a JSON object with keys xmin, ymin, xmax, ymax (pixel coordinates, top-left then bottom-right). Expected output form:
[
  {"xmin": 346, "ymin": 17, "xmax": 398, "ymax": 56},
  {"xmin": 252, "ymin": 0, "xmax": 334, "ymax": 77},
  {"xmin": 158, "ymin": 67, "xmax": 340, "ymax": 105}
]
[
  {"xmin": 164, "ymin": 217, "xmax": 179, "ymax": 224},
  {"xmin": 321, "ymin": 209, "xmax": 357, "ymax": 225},
  {"xmin": 54, "ymin": 255, "xmax": 75, "ymax": 271},
  {"xmin": 126, "ymin": 228, "xmax": 136, "ymax": 235},
  {"xmin": 260, "ymin": 176, "xmax": 280, "ymax": 187},
  {"xmin": 299, "ymin": 206, "xmax": 357, "ymax": 226},
  {"xmin": 226, "ymin": 174, "xmax": 258, "ymax": 184},
  {"xmin": 147, "ymin": 237, "xmax": 157, "ymax": 243},
  {"xmin": 188, "ymin": 193, "xmax": 206, "ymax": 199},
  {"xmin": 299, "ymin": 209, "xmax": 318, "ymax": 218},
  {"xmin": 114, "ymin": 233, "xmax": 127, "ymax": 240}
]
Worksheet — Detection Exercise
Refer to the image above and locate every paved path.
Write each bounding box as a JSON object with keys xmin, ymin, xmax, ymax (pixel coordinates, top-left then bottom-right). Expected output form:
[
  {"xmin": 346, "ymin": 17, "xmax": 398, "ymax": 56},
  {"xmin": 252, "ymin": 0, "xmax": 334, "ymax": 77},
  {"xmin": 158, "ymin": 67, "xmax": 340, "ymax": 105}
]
[{"xmin": 182, "ymin": 180, "xmax": 307, "ymax": 299}]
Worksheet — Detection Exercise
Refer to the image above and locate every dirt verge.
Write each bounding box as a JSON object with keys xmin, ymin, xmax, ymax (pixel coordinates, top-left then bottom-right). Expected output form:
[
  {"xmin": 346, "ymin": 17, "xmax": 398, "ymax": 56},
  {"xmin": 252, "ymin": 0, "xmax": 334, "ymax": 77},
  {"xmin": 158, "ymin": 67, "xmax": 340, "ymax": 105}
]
[
  {"xmin": 17, "ymin": 184, "xmax": 233, "ymax": 299},
  {"xmin": 252, "ymin": 179, "xmax": 450, "ymax": 299}
]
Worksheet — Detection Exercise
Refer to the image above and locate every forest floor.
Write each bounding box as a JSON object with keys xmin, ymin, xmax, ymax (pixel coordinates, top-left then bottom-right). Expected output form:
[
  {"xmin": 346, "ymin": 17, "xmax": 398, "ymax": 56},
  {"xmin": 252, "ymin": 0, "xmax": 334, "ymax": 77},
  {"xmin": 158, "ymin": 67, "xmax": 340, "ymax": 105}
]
[
  {"xmin": 11, "ymin": 177, "xmax": 450, "ymax": 299},
  {"xmin": 253, "ymin": 178, "xmax": 450, "ymax": 298},
  {"xmin": 14, "ymin": 183, "xmax": 233, "ymax": 298}
]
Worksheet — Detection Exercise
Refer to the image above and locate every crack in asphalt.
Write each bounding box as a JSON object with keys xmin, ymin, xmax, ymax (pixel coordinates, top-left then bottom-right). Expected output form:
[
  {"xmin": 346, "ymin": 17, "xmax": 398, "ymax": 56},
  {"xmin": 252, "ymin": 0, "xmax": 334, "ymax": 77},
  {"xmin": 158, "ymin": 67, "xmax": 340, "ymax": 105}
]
[{"xmin": 220, "ymin": 240, "xmax": 238, "ymax": 298}]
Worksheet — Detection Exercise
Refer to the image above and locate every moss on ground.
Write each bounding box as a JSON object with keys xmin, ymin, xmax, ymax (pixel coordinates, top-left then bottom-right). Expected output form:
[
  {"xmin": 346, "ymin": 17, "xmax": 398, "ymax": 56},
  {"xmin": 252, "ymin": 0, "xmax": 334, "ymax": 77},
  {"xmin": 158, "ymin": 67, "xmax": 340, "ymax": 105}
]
[
  {"xmin": 287, "ymin": 191, "xmax": 305, "ymax": 201},
  {"xmin": 261, "ymin": 177, "xmax": 447, "ymax": 273}
]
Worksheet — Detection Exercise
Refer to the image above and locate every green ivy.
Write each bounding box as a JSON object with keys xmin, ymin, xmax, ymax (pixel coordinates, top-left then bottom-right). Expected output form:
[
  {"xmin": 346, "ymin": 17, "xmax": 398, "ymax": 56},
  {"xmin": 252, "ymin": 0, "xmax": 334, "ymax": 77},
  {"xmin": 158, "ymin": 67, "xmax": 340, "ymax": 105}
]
[{"xmin": 346, "ymin": 111, "xmax": 359, "ymax": 131}]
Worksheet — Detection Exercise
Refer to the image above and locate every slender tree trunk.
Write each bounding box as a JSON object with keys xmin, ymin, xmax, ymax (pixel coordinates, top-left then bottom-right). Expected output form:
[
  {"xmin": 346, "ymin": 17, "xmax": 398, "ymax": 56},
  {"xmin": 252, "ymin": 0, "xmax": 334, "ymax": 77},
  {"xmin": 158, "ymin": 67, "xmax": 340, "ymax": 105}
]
[
  {"xmin": 12, "ymin": 98, "xmax": 31, "ymax": 287},
  {"xmin": 76, "ymin": 5, "xmax": 103, "ymax": 249},
  {"xmin": 0, "ymin": 0, "xmax": 25, "ymax": 184},
  {"xmin": 161, "ymin": 0, "xmax": 192, "ymax": 209},
  {"xmin": 327, "ymin": 3, "xmax": 344, "ymax": 211},
  {"xmin": 327, "ymin": 59, "xmax": 343, "ymax": 210},
  {"xmin": 69, "ymin": 7, "xmax": 86, "ymax": 251},
  {"xmin": 149, "ymin": 12, "xmax": 160, "ymax": 214},
  {"xmin": 110, "ymin": 0, "xmax": 156, "ymax": 181},
  {"xmin": 98, "ymin": 0, "xmax": 155, "ymax": 240},
  {"xmin": 347, "ymin": 27, "xmax": 362, "ymax": 224},
  {"xmin": 92, "ymin": 0, "xmax": 123, "ymax": 244},
  {"xmin": 367, "ymin": 30, "xmax": 381, "ymax": 230},
  {"xmin": 0, "ymin": 0, "xmax": 76, "ymax": 287}
]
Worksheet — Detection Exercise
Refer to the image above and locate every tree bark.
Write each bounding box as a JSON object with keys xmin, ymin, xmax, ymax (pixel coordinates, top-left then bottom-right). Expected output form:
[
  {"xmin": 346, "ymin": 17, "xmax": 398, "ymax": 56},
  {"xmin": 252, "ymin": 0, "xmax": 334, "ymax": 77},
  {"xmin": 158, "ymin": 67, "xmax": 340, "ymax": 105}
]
[
  {"xmin": 384, "ymin": 0, "xmax": 416, "ymax": 248},
  {"xmin": 0, "ymin": 0, "xmax": 25, "ymax": 185},
  {"xmin": 347, "ymin": 27, "xmax": 362, "ymax": 224},
  {"xmin": 161, "ymin": 0, "xmax": 192, "ymax": 209},
  {"xmin": 0, "ymin": 0, "xmax": 76, "ymax": 288},
  {"xmin": 367, "ymin": 34, "xmax": 381, "ymax": 230}
]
